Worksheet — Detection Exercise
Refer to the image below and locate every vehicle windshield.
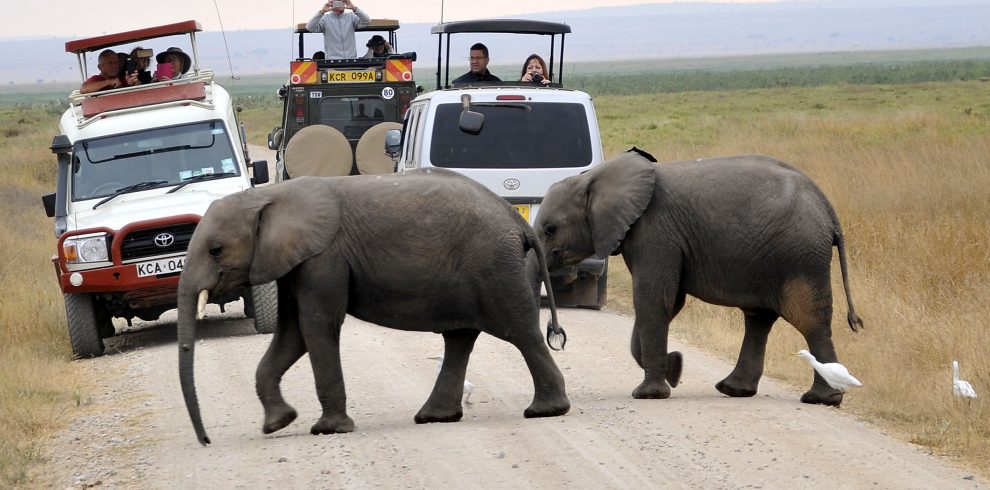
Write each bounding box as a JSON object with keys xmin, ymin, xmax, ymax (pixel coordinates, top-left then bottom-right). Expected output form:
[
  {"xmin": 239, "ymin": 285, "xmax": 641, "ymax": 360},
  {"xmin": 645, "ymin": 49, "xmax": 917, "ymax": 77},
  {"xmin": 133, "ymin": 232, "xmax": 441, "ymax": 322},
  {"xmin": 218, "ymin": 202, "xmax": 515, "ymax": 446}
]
[
  {"xmin": 71, "ymin": 120, "xmax": 239, "ymax": 201},
  {"xmin": 318, "ymin": 96, "xmax": 386, "ymax": 141},
  {"xmin": 429, "ymin": 102, "xmax": 592, "ymax": 169}
]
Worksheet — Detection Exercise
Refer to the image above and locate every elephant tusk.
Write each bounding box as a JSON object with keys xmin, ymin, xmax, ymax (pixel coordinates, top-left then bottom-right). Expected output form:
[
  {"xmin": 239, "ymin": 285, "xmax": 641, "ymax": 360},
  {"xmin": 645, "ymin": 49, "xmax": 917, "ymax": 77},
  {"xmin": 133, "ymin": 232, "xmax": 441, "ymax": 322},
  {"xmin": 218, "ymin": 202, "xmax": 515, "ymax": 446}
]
[{"xmin": 196, "ymin": 290, "xmax": 209, "ymax": 320}]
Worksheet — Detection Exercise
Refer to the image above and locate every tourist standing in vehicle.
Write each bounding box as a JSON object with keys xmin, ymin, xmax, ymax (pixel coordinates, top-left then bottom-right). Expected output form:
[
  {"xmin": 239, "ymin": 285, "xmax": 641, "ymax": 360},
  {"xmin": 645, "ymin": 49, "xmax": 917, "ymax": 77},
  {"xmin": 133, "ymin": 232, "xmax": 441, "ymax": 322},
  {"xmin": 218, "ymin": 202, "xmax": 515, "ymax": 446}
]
[
  {"xmin": 519, "ymin": 54, "xmax": 552, "ymax": 85},
  {"xmin": 81, "ymin": 49, "xmax": 140, "ymax": 93},
  {"xmin": 452, "ymin": 43, "xmax": 501, "ymax": 85},
  {"xmin": 129, "ymin": 47, "xmax": 154, "ymax": 84},
  {"xmin": 154, "ymin": 47, "xmax": 191, "ymax": 81},
  {"xmin": 307, "ymin": 0, "xmax": 371, "ymax": 59},
  {"xmin": 362, "ymin": 35, "xmax": 392, "ymax": 58}
]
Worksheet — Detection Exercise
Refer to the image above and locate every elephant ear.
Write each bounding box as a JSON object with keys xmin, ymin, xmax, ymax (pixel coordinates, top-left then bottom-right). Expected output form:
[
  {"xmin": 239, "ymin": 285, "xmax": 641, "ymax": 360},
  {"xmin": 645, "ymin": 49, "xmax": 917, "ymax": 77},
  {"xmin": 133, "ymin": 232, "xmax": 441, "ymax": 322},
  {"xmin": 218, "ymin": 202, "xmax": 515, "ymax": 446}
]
[
  {"xmin": 250, "ymin": 178, "xmax": 342, "ymax": 285},
  {"xmin": 587, "ymin": 150, "xmax": 657, "ymax": 259}
]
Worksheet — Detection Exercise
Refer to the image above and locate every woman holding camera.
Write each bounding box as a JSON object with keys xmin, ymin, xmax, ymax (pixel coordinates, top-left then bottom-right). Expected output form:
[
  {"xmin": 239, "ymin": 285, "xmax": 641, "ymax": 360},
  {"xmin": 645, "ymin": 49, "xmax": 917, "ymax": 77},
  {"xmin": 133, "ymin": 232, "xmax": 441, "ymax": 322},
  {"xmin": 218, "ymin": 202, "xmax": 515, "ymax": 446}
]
[{"xmin": 519, "ymin": 54, "xmax": 551, "ymax": 85}]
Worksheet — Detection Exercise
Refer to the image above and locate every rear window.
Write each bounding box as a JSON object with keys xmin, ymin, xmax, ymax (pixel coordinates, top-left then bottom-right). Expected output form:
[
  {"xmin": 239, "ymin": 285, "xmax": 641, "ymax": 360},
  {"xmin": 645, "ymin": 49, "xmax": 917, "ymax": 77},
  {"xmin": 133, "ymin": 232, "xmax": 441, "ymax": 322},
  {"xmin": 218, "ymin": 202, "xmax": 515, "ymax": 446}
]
[
  {"xmin": 318, "ymin": 96, "xmax": 386, "ymax": 140},
  {"xmin": 429, "ymin": 102, "xmax": 592, "ymax": 169}
]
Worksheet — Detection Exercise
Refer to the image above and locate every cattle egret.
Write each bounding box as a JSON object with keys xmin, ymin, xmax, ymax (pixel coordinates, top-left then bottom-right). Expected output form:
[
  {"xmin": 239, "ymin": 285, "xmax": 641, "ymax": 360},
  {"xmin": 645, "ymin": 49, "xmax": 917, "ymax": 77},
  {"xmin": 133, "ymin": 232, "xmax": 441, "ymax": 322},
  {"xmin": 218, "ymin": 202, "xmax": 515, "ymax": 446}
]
[
  {"xmin": 952, "ymin": 361, "xmax": 977, "ymax": 399},
  {"xmin": 795, "ymin": 350, "xmax": 863, "ymax": 392},
  {"xmin": 430, "ymin": 355, "xmax": 475, "ymax": 404}
]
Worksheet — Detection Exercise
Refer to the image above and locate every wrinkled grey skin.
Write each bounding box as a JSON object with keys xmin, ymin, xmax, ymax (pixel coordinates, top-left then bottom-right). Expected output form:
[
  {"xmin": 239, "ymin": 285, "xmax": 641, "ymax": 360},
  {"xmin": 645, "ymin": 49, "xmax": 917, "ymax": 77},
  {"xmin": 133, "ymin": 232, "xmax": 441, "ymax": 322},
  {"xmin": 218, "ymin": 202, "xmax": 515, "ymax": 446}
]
[
  {"xmin": 535, "ymin": 150, "xmax": 863, "ymax": 406},
  {"xmin": 178, "ymin": 169, "xmax": 569, "ymax": 446}
]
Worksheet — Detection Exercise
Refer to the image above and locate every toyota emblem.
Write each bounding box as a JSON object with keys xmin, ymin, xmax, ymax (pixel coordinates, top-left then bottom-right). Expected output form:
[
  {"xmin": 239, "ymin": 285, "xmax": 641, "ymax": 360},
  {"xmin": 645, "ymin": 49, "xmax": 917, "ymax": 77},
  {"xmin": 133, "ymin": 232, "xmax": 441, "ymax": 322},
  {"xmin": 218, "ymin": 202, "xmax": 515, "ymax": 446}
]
[
  {"xmin": 154, "ymin": 233, "xmax": 175, "ymax": 248},
  {"xmin": 503, "ymin": 178, "xmax": 521, "ymax": 191}
]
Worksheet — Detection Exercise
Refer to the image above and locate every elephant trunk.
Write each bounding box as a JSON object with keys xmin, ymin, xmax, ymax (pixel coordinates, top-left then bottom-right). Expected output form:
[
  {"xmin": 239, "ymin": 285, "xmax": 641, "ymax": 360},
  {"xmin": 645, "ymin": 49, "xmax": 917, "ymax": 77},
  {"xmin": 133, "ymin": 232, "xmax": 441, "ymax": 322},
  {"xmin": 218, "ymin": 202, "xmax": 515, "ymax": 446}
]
[{"xmin": 178, "ymin": 287, "xmax": 212, "ymax": 446}]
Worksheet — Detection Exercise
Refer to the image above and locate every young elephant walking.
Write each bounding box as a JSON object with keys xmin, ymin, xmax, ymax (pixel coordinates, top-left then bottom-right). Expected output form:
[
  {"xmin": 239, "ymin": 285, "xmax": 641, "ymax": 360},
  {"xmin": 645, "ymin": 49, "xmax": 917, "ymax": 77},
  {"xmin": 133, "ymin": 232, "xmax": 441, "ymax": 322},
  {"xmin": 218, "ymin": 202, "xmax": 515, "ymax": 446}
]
[
  {"xmin": 178, "ymin": 169, "xmax": 570, "ymax": 445},
  {"xmin": 534, "ymin": 149, "xmax": 862, "ymax": 406}
]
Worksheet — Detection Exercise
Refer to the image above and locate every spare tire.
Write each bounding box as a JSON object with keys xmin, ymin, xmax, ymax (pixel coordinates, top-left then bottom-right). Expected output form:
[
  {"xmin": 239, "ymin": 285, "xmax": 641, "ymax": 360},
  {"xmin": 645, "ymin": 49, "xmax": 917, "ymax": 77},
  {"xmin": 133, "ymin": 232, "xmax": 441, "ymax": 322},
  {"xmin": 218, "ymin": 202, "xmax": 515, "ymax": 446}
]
[
  {"xmin": 283, "ymin": 124, "xmax": 352, "ymax": 178},
  {"xmin": 356, "ymin": 122, "xmax": 403, "ymax": 175}
]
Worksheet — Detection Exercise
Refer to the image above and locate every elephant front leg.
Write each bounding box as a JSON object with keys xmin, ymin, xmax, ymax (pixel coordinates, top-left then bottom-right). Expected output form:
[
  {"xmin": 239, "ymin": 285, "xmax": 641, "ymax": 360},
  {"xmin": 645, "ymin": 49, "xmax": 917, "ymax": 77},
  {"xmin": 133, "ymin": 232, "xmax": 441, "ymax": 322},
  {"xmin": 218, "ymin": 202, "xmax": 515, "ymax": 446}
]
[
  {"xmin": 415, "ymin": 329, "xmax": 481, "ymax": 424},
  {"xmin": 716, "ymin": 308, "xmax": 777, "ymax": 397},
  {"xmin": 256, "ymin": 288, "xmax": 305, "ymax": 434},
  {"xmin": 301, "ymin": 311, "xmax": 354, "ymax": 434}
]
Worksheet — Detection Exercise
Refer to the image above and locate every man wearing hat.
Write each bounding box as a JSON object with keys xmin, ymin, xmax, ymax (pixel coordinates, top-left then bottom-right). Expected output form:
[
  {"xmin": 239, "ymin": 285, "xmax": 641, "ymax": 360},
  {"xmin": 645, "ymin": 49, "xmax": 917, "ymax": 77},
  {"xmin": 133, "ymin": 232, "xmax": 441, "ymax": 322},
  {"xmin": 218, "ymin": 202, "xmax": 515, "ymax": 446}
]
[
  {"xmin": 307, "ymin": 0, "xmax": 371, "ymax": 59},
  {"xmin": 362, "ymin": 35, "xmax": 392, "ymax": 58},
  {"xmin": 154, "ymin": 47, "xmax": 192, "ymax": 81}
]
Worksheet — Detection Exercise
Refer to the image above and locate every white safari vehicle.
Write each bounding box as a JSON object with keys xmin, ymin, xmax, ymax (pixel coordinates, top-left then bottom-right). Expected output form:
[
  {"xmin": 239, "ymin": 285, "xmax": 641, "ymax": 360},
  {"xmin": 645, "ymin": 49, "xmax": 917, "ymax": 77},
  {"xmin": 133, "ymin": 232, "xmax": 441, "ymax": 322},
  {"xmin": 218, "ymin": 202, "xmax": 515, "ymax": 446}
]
[
  {"xmin": 387, "ymin": 19, "xmax": 608, "ymax": 308},
  {"xmin": 44, "ymin": 21, "xmax": 275, "ymax": 357}
]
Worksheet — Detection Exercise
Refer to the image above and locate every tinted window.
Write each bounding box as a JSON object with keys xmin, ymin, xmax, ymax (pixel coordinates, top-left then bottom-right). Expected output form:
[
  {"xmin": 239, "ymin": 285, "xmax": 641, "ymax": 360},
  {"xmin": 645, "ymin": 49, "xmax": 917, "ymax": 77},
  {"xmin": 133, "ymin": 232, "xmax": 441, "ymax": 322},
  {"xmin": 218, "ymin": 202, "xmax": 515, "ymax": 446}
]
[
  {"xmin": 429, "ymin": 102, "xmax": 592, "ymax": 169},
  {"xmin": 72, "ymin": 120, "xmax": 238, "ymax": 201},
  {"xmin": 318, "ymin": 97, "xmax": 386, "ymax": 140}
]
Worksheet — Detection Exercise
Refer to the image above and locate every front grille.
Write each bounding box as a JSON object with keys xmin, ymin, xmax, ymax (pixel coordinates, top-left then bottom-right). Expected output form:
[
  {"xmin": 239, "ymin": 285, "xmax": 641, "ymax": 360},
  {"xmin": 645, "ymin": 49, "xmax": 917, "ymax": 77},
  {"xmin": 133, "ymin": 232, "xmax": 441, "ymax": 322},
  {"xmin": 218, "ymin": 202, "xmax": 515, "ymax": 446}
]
[{"xmin": 120, "ymin": 222, "xmax": 197, "ymax": 261}]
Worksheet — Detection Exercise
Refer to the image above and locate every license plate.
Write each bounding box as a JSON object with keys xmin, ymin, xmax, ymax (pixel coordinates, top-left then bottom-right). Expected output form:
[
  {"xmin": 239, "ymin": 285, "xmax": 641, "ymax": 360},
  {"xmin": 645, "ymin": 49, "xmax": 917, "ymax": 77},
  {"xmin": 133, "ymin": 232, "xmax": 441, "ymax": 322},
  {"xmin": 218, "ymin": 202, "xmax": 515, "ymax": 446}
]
[
  {"xmin": 136, "ymin": 256, "xmax": 185, "ymax": 277},
  {"xmin": 513, "ymin": 204, "xmax": 531, "ymax": 223},
  {"xmin": 326, "ymin": 69, "xmax": 376, "ymax": 83}
]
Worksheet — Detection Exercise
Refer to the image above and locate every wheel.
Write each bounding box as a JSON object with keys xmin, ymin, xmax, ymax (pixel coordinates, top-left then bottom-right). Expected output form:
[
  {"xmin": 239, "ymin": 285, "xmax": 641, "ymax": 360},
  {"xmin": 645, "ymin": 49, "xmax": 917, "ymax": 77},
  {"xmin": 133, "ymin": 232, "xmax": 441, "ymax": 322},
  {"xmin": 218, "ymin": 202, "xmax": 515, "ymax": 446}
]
[
  {"xmin": 63, "ymin": 293, "xmax": 105, "ymax": 358},
  {"xmin": 246, "ymin": 282, "xmax": 278, "ymax": 334}
]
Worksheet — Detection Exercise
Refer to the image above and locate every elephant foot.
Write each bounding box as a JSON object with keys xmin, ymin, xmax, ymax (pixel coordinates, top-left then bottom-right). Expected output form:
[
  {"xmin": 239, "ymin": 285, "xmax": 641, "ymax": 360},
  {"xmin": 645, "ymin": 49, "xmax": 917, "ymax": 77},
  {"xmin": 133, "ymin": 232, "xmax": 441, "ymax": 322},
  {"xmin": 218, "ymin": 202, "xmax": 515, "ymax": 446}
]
[
  {"xmin": 523, "ymin": 395, "xmax": 570, "ymax": 419},
  {"xmin": 261, "ymin": 403, "xmax": 298, "ymax": 434},
  {"xmin": 310, "ymin": 413, "xmax": 355, "ymax": 435},
  {"xmin": 801, "ymin": 388, "xmax": 844, "ymax": 407},
  {"xmin": 715, "ymin": 377, "xmax": 758, "ymax": 398},
  {"xmin": 632, "ymin": 380, "xmax": 671, "ymax": 399},
  {"xmin": 414, "ymin": 404, "xmax": 463, "ymax": 424},
  {"xmin": 666, "ymin": 351, "xmax": 683, "ymax": 388}
]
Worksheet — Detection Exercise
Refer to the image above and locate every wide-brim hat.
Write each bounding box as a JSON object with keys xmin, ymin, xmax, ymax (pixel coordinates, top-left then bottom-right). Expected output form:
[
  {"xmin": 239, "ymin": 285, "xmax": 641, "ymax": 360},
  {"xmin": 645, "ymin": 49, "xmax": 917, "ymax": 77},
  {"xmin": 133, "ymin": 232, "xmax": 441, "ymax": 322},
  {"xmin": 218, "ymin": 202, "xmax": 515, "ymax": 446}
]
[
  {"xmin": 366, "ymin": 35, "xmax": 386, "ymax": 48},
  {"xmin": 155, "ymin": 47, "xmax": 191, "ymax": 74}
]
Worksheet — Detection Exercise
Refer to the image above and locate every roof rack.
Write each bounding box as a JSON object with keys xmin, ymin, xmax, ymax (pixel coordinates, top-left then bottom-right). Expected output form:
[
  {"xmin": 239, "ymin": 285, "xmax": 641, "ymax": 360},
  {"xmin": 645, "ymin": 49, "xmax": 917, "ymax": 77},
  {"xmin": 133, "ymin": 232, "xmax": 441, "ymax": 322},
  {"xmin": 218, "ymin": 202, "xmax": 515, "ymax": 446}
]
[
  {"xmin": 65, "ymin": 20, "xmax": 204, "ymax": 82},
  {"xmin": 293, "ymin": 18, "xmax": 401, "ymax": 60}
]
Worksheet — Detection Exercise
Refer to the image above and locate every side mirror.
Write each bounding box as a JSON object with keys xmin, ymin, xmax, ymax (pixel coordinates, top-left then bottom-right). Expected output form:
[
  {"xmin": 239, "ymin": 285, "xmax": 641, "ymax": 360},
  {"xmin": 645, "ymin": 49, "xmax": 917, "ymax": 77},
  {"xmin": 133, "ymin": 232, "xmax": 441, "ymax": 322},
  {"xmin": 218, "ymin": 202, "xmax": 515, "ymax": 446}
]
[
  {"xmin": 42, "ymin": 193, "xmax": 56, "ymax": 218},
  {"xmin": 459, "ymin": 110, "xmax": 484, "ymax": 134},
  {"xmin": 252, "ymin": 160, "xmax": 270, "ymax": 185},
  {"xmin": 267, "ymin": 128, "xmax": 283, "ymax": 150},
  {"xmin": 384, "ymin": 129, "xmax": 402, "ymax": 158}
]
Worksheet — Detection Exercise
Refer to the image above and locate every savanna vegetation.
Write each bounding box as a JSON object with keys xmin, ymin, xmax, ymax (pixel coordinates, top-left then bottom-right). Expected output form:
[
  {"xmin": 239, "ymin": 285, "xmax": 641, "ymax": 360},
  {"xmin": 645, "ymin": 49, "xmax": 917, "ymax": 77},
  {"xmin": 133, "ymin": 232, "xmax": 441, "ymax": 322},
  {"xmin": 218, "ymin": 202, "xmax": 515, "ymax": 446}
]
[{"xmin": 1, "ymin": 50, "xmax": 988, "ymax": 486}]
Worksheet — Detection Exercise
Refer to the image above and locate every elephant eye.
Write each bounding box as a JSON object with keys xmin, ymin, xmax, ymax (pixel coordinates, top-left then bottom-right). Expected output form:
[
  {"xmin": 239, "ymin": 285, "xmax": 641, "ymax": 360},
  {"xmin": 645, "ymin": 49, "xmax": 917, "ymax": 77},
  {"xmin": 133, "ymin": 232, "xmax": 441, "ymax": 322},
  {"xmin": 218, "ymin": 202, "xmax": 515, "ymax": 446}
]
[
  {"xmin": 544, "ymin": 223, "xmax": 557, "ymax": 238},
  {"xmin": 209, "ymin": 246, "xmax": 223, "ymax": 257}
]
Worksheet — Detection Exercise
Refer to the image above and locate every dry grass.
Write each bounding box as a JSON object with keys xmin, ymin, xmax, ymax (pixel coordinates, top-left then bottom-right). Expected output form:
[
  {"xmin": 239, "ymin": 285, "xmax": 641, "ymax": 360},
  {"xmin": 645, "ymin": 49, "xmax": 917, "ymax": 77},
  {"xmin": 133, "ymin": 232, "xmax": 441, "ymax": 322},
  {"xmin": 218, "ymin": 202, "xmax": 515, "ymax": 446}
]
[
  {"xmin": 599, "ymin": 81, "xmax": 990, "ymax": 474},
  {"xmin": 1, "ymin": 80, "xmax": 988, "ymax": 484}
]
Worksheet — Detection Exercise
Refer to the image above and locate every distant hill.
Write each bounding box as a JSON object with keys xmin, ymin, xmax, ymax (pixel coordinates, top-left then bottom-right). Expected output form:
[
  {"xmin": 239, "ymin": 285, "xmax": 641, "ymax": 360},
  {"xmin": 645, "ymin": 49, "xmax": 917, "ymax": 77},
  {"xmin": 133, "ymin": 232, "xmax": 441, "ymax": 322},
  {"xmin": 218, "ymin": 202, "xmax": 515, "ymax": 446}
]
[{"xmin": 3, "ymin": 0, "xmax": 989, "ymax": 85}]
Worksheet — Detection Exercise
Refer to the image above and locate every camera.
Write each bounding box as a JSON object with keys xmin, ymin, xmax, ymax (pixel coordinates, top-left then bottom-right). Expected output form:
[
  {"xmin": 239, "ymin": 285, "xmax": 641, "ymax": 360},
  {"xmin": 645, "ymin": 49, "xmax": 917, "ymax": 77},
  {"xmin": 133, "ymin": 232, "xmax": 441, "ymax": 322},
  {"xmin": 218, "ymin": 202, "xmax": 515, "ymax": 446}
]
[
  {"xmin": 135, "ymin": 48, "xmax": 153, "ymax": 59},
  {"xmin": 125, "ymin": 59, "xmax": 136, "ymax": 74},
  {"xmin": 332, "ymin": 0, "xmax": 344, "ymax": 8},
  {"xmin": 531, "ymin": 72, "xmax": 544, "ymax": 83}
]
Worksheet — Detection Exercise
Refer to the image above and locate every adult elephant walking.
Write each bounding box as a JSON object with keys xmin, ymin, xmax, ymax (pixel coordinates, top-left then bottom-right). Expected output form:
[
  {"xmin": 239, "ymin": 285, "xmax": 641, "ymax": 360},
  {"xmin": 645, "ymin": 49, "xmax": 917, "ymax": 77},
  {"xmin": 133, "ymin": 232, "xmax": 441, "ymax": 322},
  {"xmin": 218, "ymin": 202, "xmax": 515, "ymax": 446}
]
[
  {"xmin": 534, "ymin": 149, "xmax": 863, "ymax": 406},
  {"xmin": 178, "ymin": 170, "xmax": 570, "ymax": 446}
]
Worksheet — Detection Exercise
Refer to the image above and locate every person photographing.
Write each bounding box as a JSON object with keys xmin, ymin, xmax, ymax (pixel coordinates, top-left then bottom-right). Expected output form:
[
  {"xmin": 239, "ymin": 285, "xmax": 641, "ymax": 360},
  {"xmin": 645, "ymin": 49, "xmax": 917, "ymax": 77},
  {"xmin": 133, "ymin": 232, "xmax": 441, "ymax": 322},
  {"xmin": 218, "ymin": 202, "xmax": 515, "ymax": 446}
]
[{"xmin": 307, "ymin": 0, "xmax": 371, "ymax": 59}]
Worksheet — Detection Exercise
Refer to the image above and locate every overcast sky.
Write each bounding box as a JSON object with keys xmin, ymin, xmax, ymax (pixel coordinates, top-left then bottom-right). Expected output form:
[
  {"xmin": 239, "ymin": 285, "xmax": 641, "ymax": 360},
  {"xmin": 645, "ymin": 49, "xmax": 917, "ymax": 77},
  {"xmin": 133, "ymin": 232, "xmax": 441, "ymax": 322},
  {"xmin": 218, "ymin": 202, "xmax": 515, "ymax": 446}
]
[{"xmin": 6, "ymin": 0, "xmax": 779, "ymax": 39}]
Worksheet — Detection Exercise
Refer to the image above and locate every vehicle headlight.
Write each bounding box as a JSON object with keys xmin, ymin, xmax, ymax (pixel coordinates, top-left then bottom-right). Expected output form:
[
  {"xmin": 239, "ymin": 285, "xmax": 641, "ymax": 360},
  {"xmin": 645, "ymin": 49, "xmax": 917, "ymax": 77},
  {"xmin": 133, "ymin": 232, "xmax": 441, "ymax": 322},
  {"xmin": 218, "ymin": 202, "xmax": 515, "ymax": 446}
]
[{"xmin": 64, "ymin": 234, "xmax": 110, "ymax": 263}]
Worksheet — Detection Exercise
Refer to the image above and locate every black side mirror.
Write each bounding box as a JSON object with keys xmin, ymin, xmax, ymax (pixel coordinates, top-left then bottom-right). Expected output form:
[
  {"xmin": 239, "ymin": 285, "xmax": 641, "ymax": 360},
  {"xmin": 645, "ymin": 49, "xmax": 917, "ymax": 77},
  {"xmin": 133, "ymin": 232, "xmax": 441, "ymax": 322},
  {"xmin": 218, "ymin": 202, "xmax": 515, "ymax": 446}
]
[
  {"xmin": 252, "ymin": 160, "xmax": 270, "ymax": 185},
  {"xmin": 42, "ymin": 193, "xmax": 56, "ymax": 217}
]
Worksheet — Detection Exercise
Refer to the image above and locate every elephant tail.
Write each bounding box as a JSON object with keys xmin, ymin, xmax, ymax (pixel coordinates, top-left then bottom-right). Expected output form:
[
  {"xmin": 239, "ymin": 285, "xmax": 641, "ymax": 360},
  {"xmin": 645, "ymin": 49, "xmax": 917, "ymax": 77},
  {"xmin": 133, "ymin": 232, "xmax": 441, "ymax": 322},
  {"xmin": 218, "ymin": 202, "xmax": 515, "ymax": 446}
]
[
  {"xmin": 834, "ymin": 228, "xmax": 864, "ymax": 332},
  {"xmin": 524, "ymin": 227, "xmax": 567, "ymax": 350}
]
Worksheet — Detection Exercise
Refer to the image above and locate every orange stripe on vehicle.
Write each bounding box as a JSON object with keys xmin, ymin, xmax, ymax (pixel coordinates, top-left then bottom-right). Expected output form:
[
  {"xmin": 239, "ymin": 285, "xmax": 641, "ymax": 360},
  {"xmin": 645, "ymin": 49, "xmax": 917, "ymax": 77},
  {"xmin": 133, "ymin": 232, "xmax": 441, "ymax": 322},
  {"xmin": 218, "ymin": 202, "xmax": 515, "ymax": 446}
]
[
  {"xmin": 290, "ymin": 61, "xmax": 318, "ymax": 84},
  {"xmin": 385, "ymin": 59, "xmax": 413, "ymax": 82}
]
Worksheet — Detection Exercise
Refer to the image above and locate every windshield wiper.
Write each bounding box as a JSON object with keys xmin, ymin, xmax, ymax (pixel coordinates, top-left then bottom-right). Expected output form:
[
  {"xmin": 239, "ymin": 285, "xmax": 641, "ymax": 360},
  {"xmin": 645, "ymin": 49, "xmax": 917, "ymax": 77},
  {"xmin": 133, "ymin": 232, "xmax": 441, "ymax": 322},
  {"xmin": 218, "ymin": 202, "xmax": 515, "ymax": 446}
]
[
  {"xmin": 92, "ymin": 180, "xmax": 168, "ymax": 210},
  {"xmin": 166, "ymin": 172, "xmax": 237, "ymax": 194},
  {"xmin": 111, "ymin": 145, "xmax": 193, "ymax": 160}
]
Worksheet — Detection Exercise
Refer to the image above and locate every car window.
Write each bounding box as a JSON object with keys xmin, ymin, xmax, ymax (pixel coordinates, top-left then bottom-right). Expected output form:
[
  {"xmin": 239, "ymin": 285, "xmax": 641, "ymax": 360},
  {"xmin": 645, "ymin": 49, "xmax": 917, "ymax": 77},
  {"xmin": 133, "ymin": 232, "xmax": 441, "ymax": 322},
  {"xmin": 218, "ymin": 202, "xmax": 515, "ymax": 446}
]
[
  {"xmin": 429, "ymin": 102, "xmax": 592, "ymax": 169},
  {"xmin": 318, "ymin": 96, "xmax": 386, "ymax": 140}
]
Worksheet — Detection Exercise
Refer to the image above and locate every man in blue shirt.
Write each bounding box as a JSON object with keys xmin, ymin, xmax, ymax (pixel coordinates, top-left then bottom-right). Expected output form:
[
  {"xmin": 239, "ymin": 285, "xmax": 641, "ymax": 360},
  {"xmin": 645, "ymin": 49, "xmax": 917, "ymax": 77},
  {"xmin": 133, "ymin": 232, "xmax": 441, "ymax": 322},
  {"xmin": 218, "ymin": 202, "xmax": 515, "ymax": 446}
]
[{"xmin": 307, "ymin": 0, "xmax": 371, "ymax": 59}]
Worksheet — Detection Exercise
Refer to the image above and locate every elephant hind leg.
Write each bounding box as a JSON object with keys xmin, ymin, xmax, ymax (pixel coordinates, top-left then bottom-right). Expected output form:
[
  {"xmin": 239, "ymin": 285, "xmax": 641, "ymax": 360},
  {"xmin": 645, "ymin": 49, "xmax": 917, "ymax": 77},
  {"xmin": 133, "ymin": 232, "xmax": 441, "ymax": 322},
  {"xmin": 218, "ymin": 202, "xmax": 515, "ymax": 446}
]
[
  {"xmin": 780, "ymin": 278, "xmax": 844, "ymax": 406},
  {"xmin": 415, "ymin": 329, "xmax": 480, "ymax": 424},
  {"xmin": 715, "ymin": 308, "xmax": 778, "ymax": 398},
  {"xmin": 489, "ymin": 320, "xmax": 569, "ymax": 418}
]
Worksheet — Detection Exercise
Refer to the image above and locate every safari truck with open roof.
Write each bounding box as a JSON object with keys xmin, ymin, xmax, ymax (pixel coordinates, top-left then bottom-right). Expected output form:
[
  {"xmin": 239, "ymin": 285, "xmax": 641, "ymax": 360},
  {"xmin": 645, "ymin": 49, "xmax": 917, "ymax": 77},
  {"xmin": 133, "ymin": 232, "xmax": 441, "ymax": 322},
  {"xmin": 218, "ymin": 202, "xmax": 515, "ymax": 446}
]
[
  {"xmin": 385, "ymin": 19, "xmax": 608, "ymax": 309},
  {"xmin": 267, "ymin": 19, "xmax": 419, "ymax": 179},
  {"xmin": 44, "ymin": 20, "xmax": 275, "ymax": 357}
]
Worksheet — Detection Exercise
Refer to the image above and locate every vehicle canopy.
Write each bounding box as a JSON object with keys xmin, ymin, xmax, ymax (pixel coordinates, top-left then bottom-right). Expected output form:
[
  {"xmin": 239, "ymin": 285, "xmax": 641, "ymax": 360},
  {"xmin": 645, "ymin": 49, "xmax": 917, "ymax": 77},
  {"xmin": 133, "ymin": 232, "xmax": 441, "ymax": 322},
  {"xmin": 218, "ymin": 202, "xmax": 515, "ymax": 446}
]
[
  {"xmin": 293, "ymin": 19, "xmax": 403, "ymax": 60},
  {"xmin": 66, "ymin": 20, "xmax": 204, "ymax": 81},
  {"xmin": 431, "ymin": 19, "xmax": 571, "ymax": 90}
]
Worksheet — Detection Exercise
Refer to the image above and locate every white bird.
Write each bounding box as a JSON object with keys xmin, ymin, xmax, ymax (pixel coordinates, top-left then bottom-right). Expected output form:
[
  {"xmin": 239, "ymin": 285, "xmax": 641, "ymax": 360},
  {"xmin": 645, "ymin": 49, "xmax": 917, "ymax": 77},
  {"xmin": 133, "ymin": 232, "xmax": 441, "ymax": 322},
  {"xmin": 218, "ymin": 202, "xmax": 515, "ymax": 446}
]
[
  {"xmin": 952, "ymin": 360, "xmax": 978, "ymax": 399},
  {"xmin": 795, "ymin": 350, "xmax": 863, "ymax": 392},
  {"xmin": 430, "ymin": 355, "xmax": 475, "ymax": 404}
]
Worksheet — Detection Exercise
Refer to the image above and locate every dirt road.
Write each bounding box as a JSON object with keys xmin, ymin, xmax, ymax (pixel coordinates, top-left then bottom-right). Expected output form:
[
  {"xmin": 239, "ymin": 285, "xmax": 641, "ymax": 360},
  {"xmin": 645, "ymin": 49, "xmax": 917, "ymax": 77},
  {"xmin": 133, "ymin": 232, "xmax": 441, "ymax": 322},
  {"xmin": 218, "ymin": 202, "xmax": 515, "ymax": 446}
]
[{"xmin": 36, "ymin": 305, "xmax": 985, "ymax": 489}]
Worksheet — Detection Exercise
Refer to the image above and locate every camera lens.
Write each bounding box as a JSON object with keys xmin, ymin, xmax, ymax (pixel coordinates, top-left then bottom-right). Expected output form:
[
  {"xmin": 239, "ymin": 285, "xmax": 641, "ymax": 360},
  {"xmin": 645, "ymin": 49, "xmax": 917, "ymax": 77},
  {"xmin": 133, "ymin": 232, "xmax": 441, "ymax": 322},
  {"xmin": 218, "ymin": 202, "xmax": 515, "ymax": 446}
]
[{"xmin": 532, "ymin": 73, "xmax": 543, "ymax": 83}]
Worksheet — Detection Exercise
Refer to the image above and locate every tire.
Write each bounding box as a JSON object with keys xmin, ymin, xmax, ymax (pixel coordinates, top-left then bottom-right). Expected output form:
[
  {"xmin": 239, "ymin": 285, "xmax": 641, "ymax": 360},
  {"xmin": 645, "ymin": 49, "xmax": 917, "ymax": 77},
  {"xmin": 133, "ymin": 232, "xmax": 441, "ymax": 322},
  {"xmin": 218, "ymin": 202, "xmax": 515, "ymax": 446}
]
[
  {"xmin": 63, "ymin": 293, "xmax": 105, "ymax": 358},
  {"xmin": 248, "ymin": 282, "xmax": 278, "ymax": 334}
]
